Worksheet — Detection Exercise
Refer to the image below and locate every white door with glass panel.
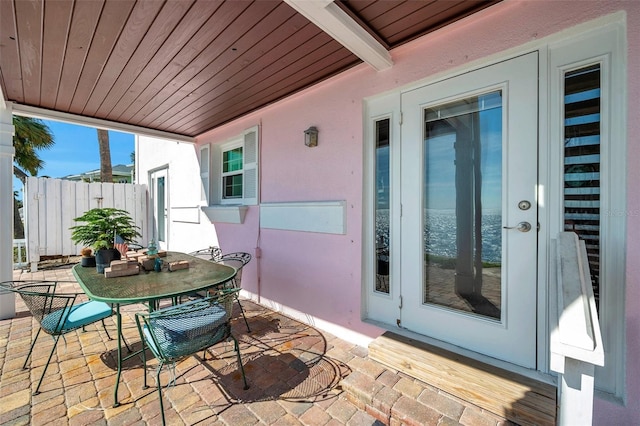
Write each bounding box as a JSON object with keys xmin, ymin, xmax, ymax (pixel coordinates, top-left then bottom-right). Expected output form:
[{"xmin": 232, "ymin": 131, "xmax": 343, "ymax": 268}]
[
  {"xmin": 150, "ymin": 168, "xmax": 168, "ymax": 249},
  {"xmin": 399, "ymin": 53, "xmax": 538, "ymax": 368}
]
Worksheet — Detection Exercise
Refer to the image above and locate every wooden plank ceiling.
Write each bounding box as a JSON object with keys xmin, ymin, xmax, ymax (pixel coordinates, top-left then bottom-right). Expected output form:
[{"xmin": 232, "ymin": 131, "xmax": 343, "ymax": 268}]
[{"xmin": 0, "ymin": 0, "xmax": 500, "ymax": 138}]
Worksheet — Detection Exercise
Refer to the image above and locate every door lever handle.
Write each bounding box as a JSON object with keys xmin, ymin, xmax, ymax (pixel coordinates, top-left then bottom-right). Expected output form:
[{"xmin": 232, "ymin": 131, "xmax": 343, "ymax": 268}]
[{"xmin": 503, "ymin": 221, "xmax": 532, "ymax": 232}]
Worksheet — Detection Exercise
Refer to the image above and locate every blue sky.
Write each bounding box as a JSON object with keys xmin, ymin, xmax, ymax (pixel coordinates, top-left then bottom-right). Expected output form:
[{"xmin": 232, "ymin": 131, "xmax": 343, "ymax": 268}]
[
  {"xmin": 13, "ymin": 119, "xmax": 135, "ymax": 195},
  {"xmin": 424, "ymin": 106, "xmax": 502, "ymax": 211}
]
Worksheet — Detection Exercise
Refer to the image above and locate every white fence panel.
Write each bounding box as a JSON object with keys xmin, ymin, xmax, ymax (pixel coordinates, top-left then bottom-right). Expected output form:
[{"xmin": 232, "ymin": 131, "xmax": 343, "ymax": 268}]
[
  {"xmin": 44, "ymin": 178, "xmax": 62, "ymax": 256},
  {"xmin": 24, "ymin": 177, "xmax": 148, "ymax": 268},
  {"xmin": 12, "ymin": 239, "xmax": 27, "ymax": 269},
  {"xmin": 89, "ymin": 182, "xmax": 103, "ymax": 208},
  {"xmin": 60, "ymin": 179, "xmax": 76, "ymax": 256}
]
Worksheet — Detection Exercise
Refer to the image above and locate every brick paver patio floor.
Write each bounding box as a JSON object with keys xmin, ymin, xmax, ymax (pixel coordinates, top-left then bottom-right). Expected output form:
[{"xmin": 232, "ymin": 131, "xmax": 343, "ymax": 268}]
[{"xmin": 1, "ymin": 263, "xmax": 511, "ymax": 425}]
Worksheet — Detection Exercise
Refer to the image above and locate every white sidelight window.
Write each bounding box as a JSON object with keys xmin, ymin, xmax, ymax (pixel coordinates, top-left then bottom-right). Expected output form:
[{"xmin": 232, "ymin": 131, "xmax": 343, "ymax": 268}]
[{"xmin": 548, "ymin": 22, "xmax": 626, "ymax": 400}]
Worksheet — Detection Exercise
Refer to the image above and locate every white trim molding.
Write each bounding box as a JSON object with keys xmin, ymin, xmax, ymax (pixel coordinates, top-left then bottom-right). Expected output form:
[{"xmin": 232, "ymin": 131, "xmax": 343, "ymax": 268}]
[
  {"xmin": 284, "ymin": 0, "xmax": 392, "ymax": 71},
  {"xmin": 12, "ymin": 103, "xmax": 195, "ymax": 143}
]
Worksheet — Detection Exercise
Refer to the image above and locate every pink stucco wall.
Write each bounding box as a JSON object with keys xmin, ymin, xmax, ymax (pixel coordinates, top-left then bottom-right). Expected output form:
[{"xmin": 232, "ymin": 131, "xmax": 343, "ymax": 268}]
[{"xmin": 197, "ymin": 1, "xmax": 639, "ymax": 422}]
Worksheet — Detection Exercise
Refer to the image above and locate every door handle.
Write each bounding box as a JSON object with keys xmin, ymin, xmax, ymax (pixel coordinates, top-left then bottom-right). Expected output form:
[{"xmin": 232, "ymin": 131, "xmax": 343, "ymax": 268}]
[{"xmin": 503, "ymin": 221, "xmax": 531, "ymax": 232}]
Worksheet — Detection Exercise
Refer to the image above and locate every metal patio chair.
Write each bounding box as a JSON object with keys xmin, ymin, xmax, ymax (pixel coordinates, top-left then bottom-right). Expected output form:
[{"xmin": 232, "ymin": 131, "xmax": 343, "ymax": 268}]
[
  {"xmin": 135, "ymin": 288, "xmax": 248, "ymax": 426},
  {"xmin": 174, "ymin": 246, "xmax": 225, "ymax": 304},
  {"xmin": 188, "ymin": 246, "xmax": 223, "ymax": 262},
  {"xmin": 218, "ymin": 252, "xmax": 252, "ymax": 332},
  {"xmin": 0, "ymin": 280, "xmax": 114, "ymax": 395}
]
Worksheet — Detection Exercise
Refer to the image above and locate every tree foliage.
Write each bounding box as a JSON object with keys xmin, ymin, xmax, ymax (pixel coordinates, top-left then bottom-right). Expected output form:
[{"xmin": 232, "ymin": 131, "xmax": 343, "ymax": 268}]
[
  {"xmin": 13, "ymin": 116, "xmax": 54, "ymax": 176},
  {"xmin": 12, "ymin": 116, "xmax": 55, "ymax": 238}
]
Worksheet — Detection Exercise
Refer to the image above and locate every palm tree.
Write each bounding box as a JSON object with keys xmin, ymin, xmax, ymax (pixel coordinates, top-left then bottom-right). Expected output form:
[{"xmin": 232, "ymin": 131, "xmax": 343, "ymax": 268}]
[
  {"xmin": 12, "ymin": 116, "xmax": 54, "ymax": 238},
  {"xmin": 130, "ymin": 150, "xmax": 135, "ymax": 181},
  {"xmin": 13, "ymin": 116, "xmax": 54, "ymax": 175},
  {"xmin": 97, "ymin": 128, "xmax": 113, "ymax": 182}
]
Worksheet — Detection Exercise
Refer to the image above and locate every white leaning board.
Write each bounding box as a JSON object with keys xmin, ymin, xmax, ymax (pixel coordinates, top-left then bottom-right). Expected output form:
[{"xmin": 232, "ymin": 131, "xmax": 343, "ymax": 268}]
[{"xmin": 260, "ymin": 201, "xmax": 346, "ymax": 234}]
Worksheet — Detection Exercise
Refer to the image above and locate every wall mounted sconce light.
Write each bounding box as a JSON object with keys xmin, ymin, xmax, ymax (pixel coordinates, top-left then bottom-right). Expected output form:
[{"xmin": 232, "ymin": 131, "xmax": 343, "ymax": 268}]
[{"xmin": 304, "ymin": 126, "xmax": 318, "ymax": 147}]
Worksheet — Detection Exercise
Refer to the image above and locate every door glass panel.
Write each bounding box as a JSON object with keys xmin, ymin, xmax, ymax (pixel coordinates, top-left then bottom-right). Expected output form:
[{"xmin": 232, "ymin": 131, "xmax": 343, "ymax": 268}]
[
  {"xmin": 563, "ymin": 64, "xmax": 601, "ymax": 309},
  {"xmin": 156, "ymin": 176, "xmax": 165, "ymax": 242},
  {"xmin": 423, "ymin": 91, "xmax": 502, "ymax": 319},
  {"xmin": 375, "ymin": 118, "xmax": 390, "ymax": 293}
]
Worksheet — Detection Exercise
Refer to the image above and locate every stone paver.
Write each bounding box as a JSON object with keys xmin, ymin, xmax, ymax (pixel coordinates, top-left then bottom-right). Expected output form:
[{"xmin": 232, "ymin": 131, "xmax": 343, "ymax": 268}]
[
  {"xmin": 1, "ymin": 264, "xmax": 513, "ymax": 426},
  {"xmin": 393, "ymin": 377, "xmax": 424, "ymax": 399},
  {"xmin": 391, "ymin": 395, "xmax": 442, "ymax": 426},
  {"xmin": 417, "ymin": 387, "xmax": 466, "ymax": 420}
]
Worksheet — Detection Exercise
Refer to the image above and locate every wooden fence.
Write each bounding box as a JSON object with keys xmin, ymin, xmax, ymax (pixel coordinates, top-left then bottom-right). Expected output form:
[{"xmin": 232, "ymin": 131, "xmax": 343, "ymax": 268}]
[{"xmin": 24, "ymin": 177, "xmax": 149, "ymax": 270}]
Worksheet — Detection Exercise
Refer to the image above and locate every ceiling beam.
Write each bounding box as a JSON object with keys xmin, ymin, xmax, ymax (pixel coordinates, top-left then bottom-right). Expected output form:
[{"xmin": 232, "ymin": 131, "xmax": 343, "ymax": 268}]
[
  {"xmin": 11, "ymin": 103, "xmax": 195, "ymax": 144},
  {"xmin": 284, "ymin": 0, "xmax": 393, "ymax": 71}
]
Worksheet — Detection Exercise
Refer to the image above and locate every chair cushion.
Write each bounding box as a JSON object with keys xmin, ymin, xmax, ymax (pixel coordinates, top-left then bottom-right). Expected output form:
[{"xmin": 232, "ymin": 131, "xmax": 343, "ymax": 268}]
[
  {"xmin": 144, "ymin": 301, "xmax": 228, "ymax": 361},
  {"xmin": 41, "ymin": 301, "xmax": 113, "ymax": 334}
]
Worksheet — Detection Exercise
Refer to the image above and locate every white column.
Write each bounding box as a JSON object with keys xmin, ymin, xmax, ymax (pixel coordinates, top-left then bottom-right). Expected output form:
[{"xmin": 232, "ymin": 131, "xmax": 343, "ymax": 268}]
[
  {"xmin": 550, "ymin": 233, "xmax": 605, "ymax": 426},
  {"xmin": 0, "ymin": 101, "xmax": 15, "ymax": 319},
  {"xmin": 558, "ymin": 358, "xmax": 596, "ymax": 425}
]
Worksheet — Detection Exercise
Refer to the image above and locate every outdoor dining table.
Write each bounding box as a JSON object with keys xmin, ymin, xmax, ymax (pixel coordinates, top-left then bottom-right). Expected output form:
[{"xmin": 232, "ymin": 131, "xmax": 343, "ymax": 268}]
[{"xmin": 72, "ymin": 251, "xmax": 237, "ymax": 407}]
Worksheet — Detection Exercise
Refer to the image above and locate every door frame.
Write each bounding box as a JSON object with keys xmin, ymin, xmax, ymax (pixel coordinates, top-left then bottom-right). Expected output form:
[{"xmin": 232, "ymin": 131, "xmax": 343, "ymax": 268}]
[
  {"xmin": 364, "ymin": 50, "xmax": 552, "ymax": 375},
  {"xmin": 363, "ymin": 15, "xmax": 626, "ymax": 395},
  {"xmin": 149, "ymin": 166, "xmax": 169, "ymax": 250},
  {"xmin": 399, "ymin": 52, "xmax": 539, "ymax": 368}
]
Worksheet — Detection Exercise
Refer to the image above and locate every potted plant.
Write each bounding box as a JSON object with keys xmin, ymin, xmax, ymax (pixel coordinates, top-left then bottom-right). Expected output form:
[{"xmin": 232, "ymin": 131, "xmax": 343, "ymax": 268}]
[
  {"xmin": 80, "ymin": 247, "xmax": 95, "ymax": 267},
  {"xmin": 70, "ymin": 207, "xmax": 142, "ymax": 273}
]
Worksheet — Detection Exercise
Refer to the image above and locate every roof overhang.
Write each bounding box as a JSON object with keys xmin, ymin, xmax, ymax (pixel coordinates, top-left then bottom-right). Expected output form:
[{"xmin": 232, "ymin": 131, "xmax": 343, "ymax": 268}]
[{"xmin": 0, "ymin": 0, "xmax": 501, "ymax": 137}]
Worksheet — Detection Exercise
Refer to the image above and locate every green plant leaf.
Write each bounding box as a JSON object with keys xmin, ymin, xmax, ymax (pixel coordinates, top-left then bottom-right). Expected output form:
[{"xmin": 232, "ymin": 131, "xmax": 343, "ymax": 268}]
[{"xmin": 70, "ymin": 207, "xmax": 142, "ymax": 251}]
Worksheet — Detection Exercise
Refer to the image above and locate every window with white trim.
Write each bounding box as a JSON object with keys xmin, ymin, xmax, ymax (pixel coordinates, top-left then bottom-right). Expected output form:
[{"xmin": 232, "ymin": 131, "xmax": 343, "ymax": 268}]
[
  {"xmin": 203, "ymin": 125, "xmax": 259, "ymax": 206},
  {"xmin": 221, "ymin": 140, "xmax": 244, "ymax": 202}
]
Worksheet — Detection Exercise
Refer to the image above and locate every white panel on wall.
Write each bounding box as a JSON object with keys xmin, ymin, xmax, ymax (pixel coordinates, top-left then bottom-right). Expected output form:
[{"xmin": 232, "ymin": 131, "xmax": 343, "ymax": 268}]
[
  {"xmin": 260, "ymin": 201, "xmax": 346, "ymax": 234},
  {"xmin": 171, "ymin": 206, "xmax": 200, "ymax": 223}
]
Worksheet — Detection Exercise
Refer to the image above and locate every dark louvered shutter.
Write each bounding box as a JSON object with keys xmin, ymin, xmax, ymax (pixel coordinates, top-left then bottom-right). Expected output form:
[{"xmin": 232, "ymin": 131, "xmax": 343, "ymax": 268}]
[{"xmin": 564, "ymin": 64, "xmax": 601, "ymax": 308}]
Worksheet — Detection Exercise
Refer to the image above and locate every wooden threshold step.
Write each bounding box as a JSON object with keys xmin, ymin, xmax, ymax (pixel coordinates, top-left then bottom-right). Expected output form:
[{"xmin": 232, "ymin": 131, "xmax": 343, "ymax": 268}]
[{"xmin": 368, "ymin": 332, "xmax": 557, "ymax": 426}]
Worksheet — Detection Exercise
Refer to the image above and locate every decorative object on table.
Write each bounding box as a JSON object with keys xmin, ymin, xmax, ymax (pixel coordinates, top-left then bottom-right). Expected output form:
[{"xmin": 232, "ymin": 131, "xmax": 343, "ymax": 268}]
[
  {"xmin": 126, "ymin": 251, "xmax": 144, "ymax": 261},
  {"xmin": 138, "ymin": 256, "xmax": 156, "ymax": 271},
  {"xmin": 70, "ymin": 208, "xmax": 142, "ymax": 274},
  {"xmin": 0, "ymin": 280, "xmax": 114, "ymax": 395},
  {"xmin": 104, "ymin": 259, "xmax": 140, "ymax": 278},
  {"xmin": 134, "ymin": 289, "xmax": 248, "ymax": 426},
  {"xmin": 143, "ymin": 239, "xmax": 167, "ymax": 260},
  {"xmin": 114, "ymin": 235, "xmax": 129, "ymax": 259},
  {"xmin": 154, "ymin": 257, "xmax": 163, "ymax": 272},
  {"xmin": 80, "ymin": 247, "xmax": 96, "ymax": 267},
  {"xmin": 146, "ymin": 239, "xmax": 158, "ymax": 255},
  {"xmin": 168, "ymin": 260, "xmax": 190, "ymax": 271}
]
